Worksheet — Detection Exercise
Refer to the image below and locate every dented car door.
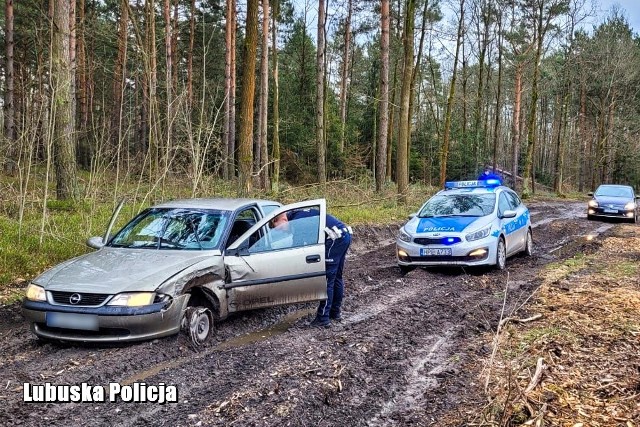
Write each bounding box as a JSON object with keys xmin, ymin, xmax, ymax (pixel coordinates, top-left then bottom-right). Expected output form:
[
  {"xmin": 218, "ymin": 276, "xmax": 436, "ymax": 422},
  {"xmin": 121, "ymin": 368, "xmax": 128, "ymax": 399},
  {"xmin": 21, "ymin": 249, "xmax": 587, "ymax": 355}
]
[{"xmin": 223, "ymin": 199, "xmax": 328, "ymax": 312}]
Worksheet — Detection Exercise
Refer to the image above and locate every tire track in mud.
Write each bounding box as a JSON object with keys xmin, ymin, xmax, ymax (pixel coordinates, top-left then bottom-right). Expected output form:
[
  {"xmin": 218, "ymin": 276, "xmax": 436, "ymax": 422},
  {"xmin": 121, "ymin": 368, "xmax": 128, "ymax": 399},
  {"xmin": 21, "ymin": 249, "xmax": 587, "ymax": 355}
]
[{"xmin": 0, "ymin": 200, "xmax": 630, "ymax": 426}]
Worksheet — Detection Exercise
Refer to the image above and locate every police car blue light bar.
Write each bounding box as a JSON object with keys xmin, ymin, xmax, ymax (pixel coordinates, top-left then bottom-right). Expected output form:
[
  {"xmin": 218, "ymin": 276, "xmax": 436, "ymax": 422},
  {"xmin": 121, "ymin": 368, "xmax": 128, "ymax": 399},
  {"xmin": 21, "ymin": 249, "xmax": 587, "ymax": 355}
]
[{"xmin": 444, "ymin": 179, "xmax": 502, "ymax": 189}]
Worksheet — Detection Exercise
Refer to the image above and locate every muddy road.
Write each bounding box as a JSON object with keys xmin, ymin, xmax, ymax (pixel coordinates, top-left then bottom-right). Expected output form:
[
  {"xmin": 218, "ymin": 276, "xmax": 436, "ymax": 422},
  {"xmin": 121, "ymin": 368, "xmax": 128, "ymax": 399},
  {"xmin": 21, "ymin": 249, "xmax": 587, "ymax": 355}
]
[{"xmin": 0, "ymin": 200, "xmax": 624, "ymax": 426}]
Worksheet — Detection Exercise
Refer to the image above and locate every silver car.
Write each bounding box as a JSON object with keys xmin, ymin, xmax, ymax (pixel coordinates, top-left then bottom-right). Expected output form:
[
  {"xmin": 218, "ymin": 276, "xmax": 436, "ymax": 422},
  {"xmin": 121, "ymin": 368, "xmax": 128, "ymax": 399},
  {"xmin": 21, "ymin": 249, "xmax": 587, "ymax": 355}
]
[
  {"xmin": 23, "ymin": 198, "xmax": 329, "ymax": 345},
  {"xmin": 396, "ymin": 180, "xmax": 532, "ymax": 273}
]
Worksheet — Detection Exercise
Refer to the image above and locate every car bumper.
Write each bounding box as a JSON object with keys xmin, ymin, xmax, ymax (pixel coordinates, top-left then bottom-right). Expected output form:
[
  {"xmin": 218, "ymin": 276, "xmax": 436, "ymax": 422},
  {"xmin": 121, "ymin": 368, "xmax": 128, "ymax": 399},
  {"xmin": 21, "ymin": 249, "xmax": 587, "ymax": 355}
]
[
  {"xmin": 396, "ymin": 237, "xmax": 497, "ymax": 267},
  {"xmin": 22, "ymin": 294, "xmax": 190, "ymax": 343},
  {"xmin": 588, "ymin": 208, "xmax": 635, "ymax": 220}
]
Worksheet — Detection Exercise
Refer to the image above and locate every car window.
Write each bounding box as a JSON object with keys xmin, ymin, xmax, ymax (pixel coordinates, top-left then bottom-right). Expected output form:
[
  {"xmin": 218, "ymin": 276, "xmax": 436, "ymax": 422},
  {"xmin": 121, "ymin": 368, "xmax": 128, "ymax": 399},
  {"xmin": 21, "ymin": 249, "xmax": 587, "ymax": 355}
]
[
  {"xmin": 226, "ymin": 208, "xmax": 260, "ymax": 248},
  {"xmin": 505, "ymin": 191, "xmax": 521, "ymax": 210},
  {"xmin": 246, "ymin": 206, "xmax": 321, "ymax": 254},
  {"xmin": 498, "ymin": 193, "xmax": 511, "ymax": 217},
  {"xmin": 595, "ymin": 186, "xmax": 633, "ymax": 198},
  {"xmin": 418, "ymin": 194, "xmax": 496, "ymax": 217},
  {"xmin": 109, "ymin": 208, "xmax": 230, "ymax": 250},
  {"xmin": 261, "ymin": 204, "xmax": 281, "ymax": 216}
]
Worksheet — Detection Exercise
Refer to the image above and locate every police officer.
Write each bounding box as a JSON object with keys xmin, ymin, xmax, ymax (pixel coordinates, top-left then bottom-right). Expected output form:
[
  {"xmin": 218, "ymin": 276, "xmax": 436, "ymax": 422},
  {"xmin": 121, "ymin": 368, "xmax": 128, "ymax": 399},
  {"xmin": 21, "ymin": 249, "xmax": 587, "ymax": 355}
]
[{"xmin": 270, "ymin": 210, "xmax": 352, "ymax": 327}]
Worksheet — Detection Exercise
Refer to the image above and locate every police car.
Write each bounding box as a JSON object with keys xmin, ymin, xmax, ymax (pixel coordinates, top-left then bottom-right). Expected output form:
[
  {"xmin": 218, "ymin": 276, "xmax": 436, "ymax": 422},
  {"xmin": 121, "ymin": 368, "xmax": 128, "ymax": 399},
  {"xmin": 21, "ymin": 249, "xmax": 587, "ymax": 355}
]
[{"xmin": 396, "ymin": 180, "xmax": 532, "ymax": 273}]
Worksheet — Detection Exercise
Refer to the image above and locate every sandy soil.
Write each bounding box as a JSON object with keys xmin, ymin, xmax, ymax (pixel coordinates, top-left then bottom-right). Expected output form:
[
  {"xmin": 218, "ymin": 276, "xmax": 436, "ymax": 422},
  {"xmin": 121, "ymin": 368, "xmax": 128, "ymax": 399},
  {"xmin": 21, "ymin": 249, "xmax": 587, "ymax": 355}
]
[{"xmin": 0, "ymin": 200, "xmax": 625, "ymax": 426}]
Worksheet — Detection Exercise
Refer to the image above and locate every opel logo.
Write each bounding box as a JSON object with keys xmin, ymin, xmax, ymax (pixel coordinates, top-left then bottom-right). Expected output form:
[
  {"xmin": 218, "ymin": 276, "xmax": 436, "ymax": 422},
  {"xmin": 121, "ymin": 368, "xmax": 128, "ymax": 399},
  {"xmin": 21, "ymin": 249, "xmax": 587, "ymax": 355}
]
[{"xmin": 69, "ymin": 293, "xmax": 82, "ymax": 305}]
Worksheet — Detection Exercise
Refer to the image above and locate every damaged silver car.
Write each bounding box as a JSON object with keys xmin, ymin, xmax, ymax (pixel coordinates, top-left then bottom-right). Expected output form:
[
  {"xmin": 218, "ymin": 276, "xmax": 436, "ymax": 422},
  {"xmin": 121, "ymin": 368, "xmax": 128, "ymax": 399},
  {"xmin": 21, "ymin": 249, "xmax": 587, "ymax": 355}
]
[{"xmin": 23, "ymin": 198, "xmax": 328, "ymax": 345}]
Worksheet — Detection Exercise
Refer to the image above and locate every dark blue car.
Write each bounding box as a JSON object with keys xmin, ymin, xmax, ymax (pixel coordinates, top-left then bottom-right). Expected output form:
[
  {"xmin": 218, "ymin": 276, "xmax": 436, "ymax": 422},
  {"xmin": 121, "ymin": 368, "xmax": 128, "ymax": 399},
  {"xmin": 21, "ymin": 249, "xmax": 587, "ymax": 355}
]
[{"xmin": 587, "ymin": 184, "xmax": 638, "ymax": 223}]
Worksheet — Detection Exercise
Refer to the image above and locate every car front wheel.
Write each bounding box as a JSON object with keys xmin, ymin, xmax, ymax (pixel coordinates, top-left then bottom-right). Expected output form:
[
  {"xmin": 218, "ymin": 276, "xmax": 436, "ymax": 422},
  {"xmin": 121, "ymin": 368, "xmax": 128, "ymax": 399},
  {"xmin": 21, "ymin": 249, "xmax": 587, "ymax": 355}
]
[
  {"xmin": 399, "ymin": 265, "xmax": 415, "ymax": 276},
  {"xmin": 182, "ymin": 306, "xmax": 214, "ymax": 347},
  {"xmin": 495, "ymin": 238, "xmax": 506, "ymax": 270}
]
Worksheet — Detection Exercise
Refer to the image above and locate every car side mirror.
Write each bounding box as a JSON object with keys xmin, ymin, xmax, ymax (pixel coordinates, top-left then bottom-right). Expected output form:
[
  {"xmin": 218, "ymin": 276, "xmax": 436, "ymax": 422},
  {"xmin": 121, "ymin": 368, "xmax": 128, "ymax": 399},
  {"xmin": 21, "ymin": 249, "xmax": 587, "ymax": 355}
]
[
  {"xmin": 588, "ymin": 192, "xmax": 593, "ymax": 196},
  {"xmin": 408, "ymin": 212, "xmax": 417, "ymax": 219},
  {"xmin": 501, "ymin": 210, "xmax": 517, "ymax": 219},
  {"xmin": 86, "ymin": 236, "xmax": 105, "ymax": 249}
]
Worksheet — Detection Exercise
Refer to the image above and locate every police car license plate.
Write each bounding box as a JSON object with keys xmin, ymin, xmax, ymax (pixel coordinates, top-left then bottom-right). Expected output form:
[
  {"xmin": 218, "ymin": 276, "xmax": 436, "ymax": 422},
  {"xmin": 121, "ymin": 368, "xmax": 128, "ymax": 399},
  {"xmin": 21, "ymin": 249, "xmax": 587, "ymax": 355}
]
[
  {"xmin": 46, "ymin": 312, "xmax": 99, "ymax": 331},
  {"xmin": 420, "ymin": 248, "xmax": 452, "ymax": 256},
  {"xmin": 603, "ymin": 208, "xmax": 617, "ymax": 213}
]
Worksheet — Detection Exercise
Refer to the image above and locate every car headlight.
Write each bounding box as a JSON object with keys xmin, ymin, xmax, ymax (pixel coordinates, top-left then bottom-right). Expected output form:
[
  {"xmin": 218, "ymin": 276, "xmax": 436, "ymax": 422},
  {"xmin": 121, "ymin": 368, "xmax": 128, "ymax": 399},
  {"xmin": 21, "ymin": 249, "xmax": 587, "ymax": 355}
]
[
  {"xmin": 624, "ymin": 202, "xmax": 636, "ymax": 210},
  {"xmin": 25, "ymin": 283, "xmax": 47, "ymax": 302},
  {"xmin": 398, "ymin": 228, "xmax": 412, "ymax": 243},
  {"xmin": 107, "ymin": 292, "xmax": 156, "ymax": 307},
  {"xmin": 588, "ymin": 200, "xmax": 598, "ymax": 208},
  {"xmin": 466, "ymin": 226, "xmax": 491, "ymax": 242}
]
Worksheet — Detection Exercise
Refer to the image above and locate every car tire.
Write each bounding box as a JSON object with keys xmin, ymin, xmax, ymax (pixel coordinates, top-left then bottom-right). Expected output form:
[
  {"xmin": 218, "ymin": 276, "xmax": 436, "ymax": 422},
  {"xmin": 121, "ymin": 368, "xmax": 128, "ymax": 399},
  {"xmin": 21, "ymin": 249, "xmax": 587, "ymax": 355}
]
[
  {"xmin": 399, "ymin": 265, "xmax": 415, "ymax": 276},
  {"xmin": 524, "ymin": 229, "xmax": 533, "ymax": 256},
  {"xmin": 587, "ymin": 214, "xmax": 594, "ymax": 221},
  {"xmin": 495, "ymin": 238, "xmax": 506, "ymax": 270},
  {"xmin": 182, "ymin": 306, "xmax": 214, "ymax": 347}
]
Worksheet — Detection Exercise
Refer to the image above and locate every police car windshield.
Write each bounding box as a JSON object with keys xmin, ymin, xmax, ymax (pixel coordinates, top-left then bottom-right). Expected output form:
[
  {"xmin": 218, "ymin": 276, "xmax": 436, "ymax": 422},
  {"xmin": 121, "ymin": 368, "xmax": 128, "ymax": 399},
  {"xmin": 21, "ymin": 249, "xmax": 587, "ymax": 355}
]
[{"xmin": 418, "ymin": 194, "xmax": 496, "ymax": 218}]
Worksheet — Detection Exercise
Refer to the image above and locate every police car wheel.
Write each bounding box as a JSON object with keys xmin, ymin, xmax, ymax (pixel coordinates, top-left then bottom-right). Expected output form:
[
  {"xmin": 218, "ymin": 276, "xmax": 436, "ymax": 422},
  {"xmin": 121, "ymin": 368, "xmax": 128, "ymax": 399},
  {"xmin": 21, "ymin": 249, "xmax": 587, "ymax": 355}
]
[
  {"xmin": 399, "ymin": 265, "xmax": 415, "ymax": 276},
  {"xmin": 496, "ymin": 238, "xmax": 506, "ymax": 270},
  {"xmin": 524, "ymin": 230, "xmax": 533, "ymax": 256}
]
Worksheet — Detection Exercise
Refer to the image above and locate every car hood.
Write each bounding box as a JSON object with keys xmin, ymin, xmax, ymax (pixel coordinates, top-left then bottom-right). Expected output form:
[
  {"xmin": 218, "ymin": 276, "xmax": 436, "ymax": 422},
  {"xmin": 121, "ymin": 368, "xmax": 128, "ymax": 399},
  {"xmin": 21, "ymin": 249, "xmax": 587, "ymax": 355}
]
[
  {"xmin": 33, "ymin": 247, "xmax": 220, "ymax": 294},
  {"xmin": 594, "ymin": 195, "xmax": 632, "ymax": 205},
  {"xmin": 406, "ymin": 216, "xmax": 489, "ymax": 234}
]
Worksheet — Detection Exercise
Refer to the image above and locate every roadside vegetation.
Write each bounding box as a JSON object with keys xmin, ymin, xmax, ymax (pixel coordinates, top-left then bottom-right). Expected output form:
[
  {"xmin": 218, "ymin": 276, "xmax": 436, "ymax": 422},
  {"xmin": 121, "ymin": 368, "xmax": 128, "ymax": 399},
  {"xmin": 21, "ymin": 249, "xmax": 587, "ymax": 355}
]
[
  {"xmin": 481, "ymin": 224, "xmax": 640, "ymax": 426},
  {"xmin": 0, "ymin": 171, "xmax": 433, "ymax": 303}
]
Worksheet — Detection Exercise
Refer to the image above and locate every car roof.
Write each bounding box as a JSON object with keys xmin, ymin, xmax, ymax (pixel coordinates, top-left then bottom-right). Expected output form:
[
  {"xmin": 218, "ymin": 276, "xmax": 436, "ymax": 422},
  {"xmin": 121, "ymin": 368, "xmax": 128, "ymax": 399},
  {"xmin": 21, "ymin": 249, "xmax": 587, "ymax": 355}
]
[
  {"xmin": 437, "ymin": 185, "xmax": 509, "ymax": 195},
  {"xmin": 596, "ymin": 184, "xmax": 633, "ymax": 190},
  {"xmin": 152, "ymin": 198, "xmax": 280, "ymax": 211}
]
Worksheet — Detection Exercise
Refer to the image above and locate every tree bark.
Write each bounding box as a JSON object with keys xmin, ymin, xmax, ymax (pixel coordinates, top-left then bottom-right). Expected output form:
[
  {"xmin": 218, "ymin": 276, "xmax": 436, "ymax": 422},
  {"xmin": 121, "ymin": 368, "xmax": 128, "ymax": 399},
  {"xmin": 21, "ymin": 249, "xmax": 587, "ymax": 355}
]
[
  {"xmin": 270, "ymin": 0, "xmax": 280, "ymax": 192},
  {"xmin": 338, "ymin": 0, "xmax": 353, "ymax": 154},
  {"xmin": 52, "ymin": 0, "xmax": 78, "ymax": 200},
  {"xmin": 439, "ymin": 0, "xmax": 464, "ymax": 188},
  {"xmin": 238, "ymin": 0, "xmax": 258, "ymax": 196},
  {"xmin": 258, "ymin": 0, "xmax": 270, "ymax": 189},
  {"xmin": 4, "ymin": 0, "xmax": 15, "ymax": 146},
  {"xmin": 396, "ymin": 0, "xmax": 415, "ymax": 203},
  {"xmin": 375, "ymin": 0, "xmax": 390, "ymax": 192},
  {"xmin": 315, "ymin": 0, "xmax": 326, "ymax": 185}
]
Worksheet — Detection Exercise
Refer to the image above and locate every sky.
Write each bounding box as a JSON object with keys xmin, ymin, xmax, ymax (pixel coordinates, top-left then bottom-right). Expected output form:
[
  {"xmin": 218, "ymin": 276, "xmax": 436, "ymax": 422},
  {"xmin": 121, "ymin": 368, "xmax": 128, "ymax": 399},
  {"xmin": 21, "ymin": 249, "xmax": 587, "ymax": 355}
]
[{"xmin": 597, "ymin": 0, "xmax": 640, "ymax": 34}]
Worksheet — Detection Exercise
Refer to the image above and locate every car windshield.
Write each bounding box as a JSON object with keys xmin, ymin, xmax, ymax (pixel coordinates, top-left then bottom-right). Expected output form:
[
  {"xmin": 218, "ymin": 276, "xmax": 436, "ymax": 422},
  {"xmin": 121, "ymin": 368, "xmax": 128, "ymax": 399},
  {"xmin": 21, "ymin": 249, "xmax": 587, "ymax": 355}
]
[
  {"xmin": 418, "ymin": 193, "xmax": 496, "ymax": 217},
  {"xmin": 595, "ymin": 186, "xmax": 633, "ymax": 198},
  {"xmin": 109, "ymin": 208, "xmax": 230, "ymax": 250}
]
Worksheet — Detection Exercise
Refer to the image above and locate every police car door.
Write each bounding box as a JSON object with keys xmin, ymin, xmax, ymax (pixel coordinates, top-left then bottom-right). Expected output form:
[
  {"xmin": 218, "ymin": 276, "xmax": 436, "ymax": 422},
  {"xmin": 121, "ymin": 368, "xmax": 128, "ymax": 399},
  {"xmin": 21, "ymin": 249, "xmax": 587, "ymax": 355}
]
[
  {"xmin": 223, "ymin": 199, "xmax": 327, "ymax": 313},
  {"xmin": 497, "ymin": 191, "xmax": 519, "ymax": 256}
]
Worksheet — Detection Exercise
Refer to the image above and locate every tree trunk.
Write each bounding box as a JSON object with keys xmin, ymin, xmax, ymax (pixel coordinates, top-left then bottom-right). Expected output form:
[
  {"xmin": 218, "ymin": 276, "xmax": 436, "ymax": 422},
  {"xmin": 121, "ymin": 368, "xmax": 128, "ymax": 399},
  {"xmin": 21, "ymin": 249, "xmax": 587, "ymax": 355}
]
[
  {"xmin": 52, "ymin": 0, "xmax": 78, "ymax": 200},
  {"xmin": 229, "ymin": 0, "xmax": 237, "ymax": 179},
  {"xmin": 375, "ymin": 0, "xmax": 390, "ymax": 192},
  {"xmin": 270, "ymin": 0, "xmax": 280, "ymax": 192},
  {"xmin": 163, "ymin": 0, "xmax": 173, "ymax": 163},
  {"xmin": 338, "ymin": 0, "xmax": 353, "ymax": 154},
  {"xmin": 511, "ymin": 63, "xmax": 523, "ymax": 190},
  {"xmin": 224, "ymin": 0, "xmax": 232, "ymax": 179},
  {"xmin": 258, "ymin": 0, "xmax": 270, "ymax": 189},
  {"xmin": 315, "ymin": 0, "xmax": 326, "ymax": 185},
  {"xmin": 76, "ymin": 0, "xmax": 89, "ymax": 167},
  {"xmin": 578, "ymin": 81, "xmax": 586, "ymax": 192},
  {"xmin": 238, "ymin": 0, "xmax": 258, "ymax": 196},
  {"xmin": 188, "ymin": 0, "xmax": 196, "ymax": 109},
  {"xmin": 396, "ymin": 0, "xmax": 415, "ymax": 203},
  {"xmin": 492, "ymin": 11, "xmax": 503, "ymax": 172},
  {"xmin": 439, "ymin": 0, "xmax": 464, "ymax": 188},
  {"xmin": 4, "ymin": 0, "xmax": 15, "ymax": 147},
  {"xmin": 112, "ymin": 0, "xmax": 128, "ymax": 160}
]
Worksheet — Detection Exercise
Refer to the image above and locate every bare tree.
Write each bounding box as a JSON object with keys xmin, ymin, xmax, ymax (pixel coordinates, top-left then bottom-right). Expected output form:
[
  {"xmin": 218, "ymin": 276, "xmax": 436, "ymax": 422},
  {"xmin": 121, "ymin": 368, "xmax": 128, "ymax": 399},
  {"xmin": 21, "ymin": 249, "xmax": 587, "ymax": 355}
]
[
  {"xmin": 52, "ymin": 0, "xmax": 78, "ymax": 200},
  {"xmin": 258, "ymin": 0, "xmax": 270, "ymax": 189},
  {"xmin": 397, "ymin": 0, "xmax": 415, "ymax": 203},
  {"xmin": 238, "ymin": 0, "xmax": 259, "ymax": 195},
  {"xmin": 338, "ymin": 0, "xmax": 353, "ymax": 154},
  {"xmin": 439, "ymin": 0, "xmax": 464, "ymax": 188},
  {"xmin": 376, "ymin": 0, "xmax": 390, "ymax": 192},
  {"xmin": 4, "ymin": 0, "xmax": 16, "ymax": 148},
  {"xmin": 316, "ymin": 0, "xmax": 327, "ymax": 185}
]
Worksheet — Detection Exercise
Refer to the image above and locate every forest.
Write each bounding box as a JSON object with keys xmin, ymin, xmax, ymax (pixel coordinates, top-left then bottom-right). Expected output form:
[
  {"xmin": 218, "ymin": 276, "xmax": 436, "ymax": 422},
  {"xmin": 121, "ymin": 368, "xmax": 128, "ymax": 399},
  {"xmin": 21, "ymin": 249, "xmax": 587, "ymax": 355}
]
[{"xmin": 1, "ymin": 0, "xmax": 639, "ymax": 203}]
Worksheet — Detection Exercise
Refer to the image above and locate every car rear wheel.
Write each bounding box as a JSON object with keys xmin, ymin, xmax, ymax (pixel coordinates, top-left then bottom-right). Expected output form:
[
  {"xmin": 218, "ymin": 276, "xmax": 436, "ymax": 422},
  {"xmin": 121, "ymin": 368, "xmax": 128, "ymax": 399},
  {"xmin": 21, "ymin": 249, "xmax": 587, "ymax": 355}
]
[
  {"xmin": 524, "ymin": 229, "xmax": 533, "ymax": 256},
  {"xmin": 495, "ymin": 238, "xmax": 506, "ymax": 270},
  {"xmin": 182, "ymin": 306, "xmax": 214, "ymax": 347}
]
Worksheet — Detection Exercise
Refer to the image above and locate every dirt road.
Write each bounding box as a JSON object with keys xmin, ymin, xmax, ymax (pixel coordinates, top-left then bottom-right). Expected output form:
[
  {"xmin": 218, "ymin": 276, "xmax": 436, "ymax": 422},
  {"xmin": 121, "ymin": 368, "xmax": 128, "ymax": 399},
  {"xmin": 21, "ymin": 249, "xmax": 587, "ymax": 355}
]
[{"xmin": 0, "ymin": 200, "xmax": 621, "ymax": 426}]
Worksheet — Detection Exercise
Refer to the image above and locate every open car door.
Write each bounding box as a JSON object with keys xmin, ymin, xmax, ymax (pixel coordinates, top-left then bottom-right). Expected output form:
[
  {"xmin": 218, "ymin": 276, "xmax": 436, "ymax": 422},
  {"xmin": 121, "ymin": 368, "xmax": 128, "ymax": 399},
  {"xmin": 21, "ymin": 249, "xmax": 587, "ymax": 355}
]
[{"xmin": 223, "ymin": 199, "xmax": 327, "ymax": 313}]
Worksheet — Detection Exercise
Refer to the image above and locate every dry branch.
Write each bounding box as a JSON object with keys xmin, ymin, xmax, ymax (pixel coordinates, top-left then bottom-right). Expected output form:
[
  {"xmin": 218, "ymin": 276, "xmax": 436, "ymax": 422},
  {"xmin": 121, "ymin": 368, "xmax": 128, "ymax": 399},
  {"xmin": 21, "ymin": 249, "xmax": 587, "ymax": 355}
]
[{"xmin": 524, "ymin": 357, "xmax": 546, "ymax": 394}]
